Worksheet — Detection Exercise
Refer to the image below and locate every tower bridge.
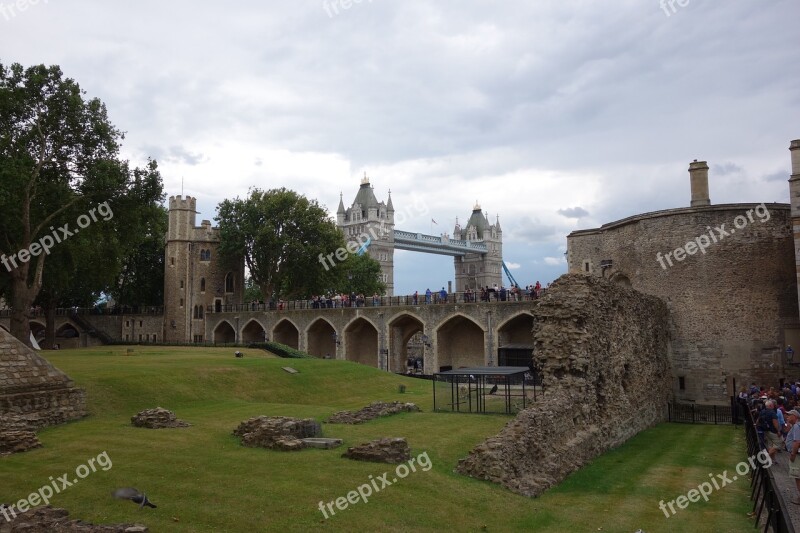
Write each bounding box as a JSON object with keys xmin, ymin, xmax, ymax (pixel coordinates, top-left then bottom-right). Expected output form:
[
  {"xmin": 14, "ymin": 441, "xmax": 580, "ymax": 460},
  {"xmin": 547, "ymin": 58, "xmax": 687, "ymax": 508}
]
[
  {"xmin": 337, "ymin": 175, "xmax": 503, "ymax": 295},
  {"xmin": 392, "ymin": 229, "xmax": 489, "ymax": 256}
]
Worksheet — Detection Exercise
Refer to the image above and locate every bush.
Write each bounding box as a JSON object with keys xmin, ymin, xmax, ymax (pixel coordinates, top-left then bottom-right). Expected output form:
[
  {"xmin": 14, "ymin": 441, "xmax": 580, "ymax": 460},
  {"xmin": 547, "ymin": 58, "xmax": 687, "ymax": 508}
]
[{"xmin": 247, "ymin": 341, "xmax": 315, "ymax": 359}]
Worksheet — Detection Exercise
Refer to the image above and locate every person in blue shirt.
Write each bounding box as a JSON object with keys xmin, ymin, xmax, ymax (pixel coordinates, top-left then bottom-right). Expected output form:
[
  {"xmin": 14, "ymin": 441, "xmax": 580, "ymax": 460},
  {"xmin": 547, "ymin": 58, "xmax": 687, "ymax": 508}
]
[
  {"xmin": 425, "ymin": 288, "xmax": 432, "ymax": 304},
  {"xmin": 439, "ymin": 287, "xmax": 447, "ymax": 303}
]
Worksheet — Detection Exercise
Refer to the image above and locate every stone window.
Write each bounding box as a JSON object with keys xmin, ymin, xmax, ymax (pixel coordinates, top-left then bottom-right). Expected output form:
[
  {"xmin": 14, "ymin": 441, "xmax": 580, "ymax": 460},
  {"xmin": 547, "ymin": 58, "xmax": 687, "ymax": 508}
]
[
  {"xmin": 225, "ymin": 272, "xmax": 235, "ymax": 293},
  {"xmin": 678, "ymin": 377, "xmax": 686, "ymax": 390},
  {"xmin": 170, "ymin": 257, "xmax": 175, "ymax": 266},
  {"xmin": 180, "ymin": 280, "xmax": 184, "ymax": 289},
  {"xmin": 200, "ymin": 278, "xmax": 206, "ymax": 292}
]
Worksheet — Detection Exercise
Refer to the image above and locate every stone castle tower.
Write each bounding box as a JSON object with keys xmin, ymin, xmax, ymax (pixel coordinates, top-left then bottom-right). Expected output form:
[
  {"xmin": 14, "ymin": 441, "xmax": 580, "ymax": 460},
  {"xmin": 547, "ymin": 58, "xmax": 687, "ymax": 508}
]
[
  {"xmin": 163, "ymin": 196, "xmax": 244, "ymax": 343},
  {"xmin": 452, "ymin": 203, "xmax": 503, "ymax": 292},
  {"xmin": 337, "ymin": 175, "xmax": 395, "ymax": 296}
]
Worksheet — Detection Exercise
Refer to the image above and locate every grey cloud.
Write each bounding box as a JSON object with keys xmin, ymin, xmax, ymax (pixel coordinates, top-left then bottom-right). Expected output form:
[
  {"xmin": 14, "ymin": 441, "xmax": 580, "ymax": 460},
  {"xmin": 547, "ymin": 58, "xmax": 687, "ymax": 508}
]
[{"xmin": 557, "ymin": 207, "xmax": 590, "ymax": 219}]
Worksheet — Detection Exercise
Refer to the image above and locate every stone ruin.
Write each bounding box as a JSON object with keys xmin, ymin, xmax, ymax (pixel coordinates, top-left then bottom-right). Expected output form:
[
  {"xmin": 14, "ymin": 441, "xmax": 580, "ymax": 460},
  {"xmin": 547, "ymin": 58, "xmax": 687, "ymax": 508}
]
[
  {"xmin": 0, "ymin": 505, "xmax": 147, "ymax": 532},
  {"xmin": 342, "ymin": 437, "xmax": 411, "ymax": 464},
  {"xmin": 327, "ymin": 401, "xmax": 420, "ymax": 424},
  {"xmin": 0, "ymin": 328, "xmax": 87, "ymax": 455},
  {"xmin": 233, "ymin": 416, "xmax": 322, "ymax": 451},
  {"xmin": 456, "ymin": 274, "xmax": 672, "ymax": 497},
  {"xmin": 131, "ymin": 408, "xmax": 191, "ymax": 429},
  {"xmin": 0, "ymin": 421, "xmax": 41, "ymax": 456}
]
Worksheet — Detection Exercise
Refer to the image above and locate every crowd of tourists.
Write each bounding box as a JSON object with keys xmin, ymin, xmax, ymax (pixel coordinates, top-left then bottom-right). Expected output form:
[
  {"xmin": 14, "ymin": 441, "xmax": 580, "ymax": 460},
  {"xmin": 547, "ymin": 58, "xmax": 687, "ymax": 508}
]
[
  {"xmin": 743, "ymin": 383, "xmax": 800, "ymax": 504},
  {"xmin": 256, "ymin": 281, "xmax": 548, "ymax": 311}
]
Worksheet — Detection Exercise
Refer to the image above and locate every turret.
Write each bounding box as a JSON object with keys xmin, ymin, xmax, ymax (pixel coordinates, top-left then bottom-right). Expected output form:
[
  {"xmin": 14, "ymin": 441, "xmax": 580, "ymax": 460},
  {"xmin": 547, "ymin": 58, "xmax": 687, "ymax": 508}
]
[
  {"xmin": 689, "ymin": 160, "xmax": 710, "ymax": 207},
  {"xmin": 337, "ymin": 193, "xmax": 346, "ymax": 225}
]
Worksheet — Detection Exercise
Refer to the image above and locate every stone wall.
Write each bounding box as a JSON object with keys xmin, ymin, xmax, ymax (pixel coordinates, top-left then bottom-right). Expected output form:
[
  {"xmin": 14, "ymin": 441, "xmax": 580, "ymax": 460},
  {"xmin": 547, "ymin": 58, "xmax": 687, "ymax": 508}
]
[
  {"xmin": 0, "ymin": 328, "xmax": 87, "ymax": 429},
  {"xmin": 567, "ymin": 203, "xmax": 798, "ymax": 402},
  {"xmin": 456, "ymin": 274, "xmax": 671, "ymax": 497}
]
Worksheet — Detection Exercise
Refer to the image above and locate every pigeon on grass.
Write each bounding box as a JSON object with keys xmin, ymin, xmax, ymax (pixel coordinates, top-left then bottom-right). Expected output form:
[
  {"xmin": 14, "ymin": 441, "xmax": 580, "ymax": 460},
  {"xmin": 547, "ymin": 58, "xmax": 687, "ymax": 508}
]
[{"xmin": 112, "ymin": 487, "xmax": 157, "ymax": 509}]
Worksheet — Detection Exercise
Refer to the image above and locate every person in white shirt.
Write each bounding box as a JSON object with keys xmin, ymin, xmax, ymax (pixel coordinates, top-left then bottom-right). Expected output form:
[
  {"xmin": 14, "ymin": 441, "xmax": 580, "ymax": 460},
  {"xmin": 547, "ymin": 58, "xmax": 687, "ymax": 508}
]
[{"xmin": 784, "ymin": 409, "xmax": 800, "ymax": 504}]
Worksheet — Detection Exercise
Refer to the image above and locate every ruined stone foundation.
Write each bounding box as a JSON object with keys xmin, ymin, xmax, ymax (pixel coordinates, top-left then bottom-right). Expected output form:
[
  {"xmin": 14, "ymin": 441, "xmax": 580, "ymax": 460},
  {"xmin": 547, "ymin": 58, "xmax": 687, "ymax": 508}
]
[
  {"xmin": 0, "ymin": 328, "xmax": 87, "ymax": 430},
  {"xmin": 456, "ymin": 274, "xmax": 672, "ymax": 497}
]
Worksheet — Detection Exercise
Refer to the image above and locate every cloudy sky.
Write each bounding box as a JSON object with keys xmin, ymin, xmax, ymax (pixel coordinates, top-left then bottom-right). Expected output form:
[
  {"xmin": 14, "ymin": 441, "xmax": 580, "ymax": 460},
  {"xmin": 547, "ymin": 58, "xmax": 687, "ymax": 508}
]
[{"xmin": 2, "ymin": 0, "xmax": 798, "ymax": 294}]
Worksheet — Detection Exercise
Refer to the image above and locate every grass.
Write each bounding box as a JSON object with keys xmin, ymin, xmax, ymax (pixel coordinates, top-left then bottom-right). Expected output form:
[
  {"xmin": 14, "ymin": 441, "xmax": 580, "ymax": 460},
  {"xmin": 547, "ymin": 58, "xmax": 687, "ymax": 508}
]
[{"xmin": 0, "ymin": 346, "xmax": 754, "ymax": 532}]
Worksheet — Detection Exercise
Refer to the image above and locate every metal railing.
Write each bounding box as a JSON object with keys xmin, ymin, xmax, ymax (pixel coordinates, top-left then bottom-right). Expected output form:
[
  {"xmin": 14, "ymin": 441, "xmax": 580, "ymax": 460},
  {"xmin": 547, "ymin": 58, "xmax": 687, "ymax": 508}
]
[
  {"xmin": 208, "ymin": 289, "xmax": 547, "ymax": 313},
  {"xmin": 0, "ymin": 306, "xmax": 164, "ymax": 318},
  {"xmin": 667, "ymin": 399, "xmax": 738, "ymax": 425},
  {"xmin": 743, "ymin": 404, "xmax": 795, "ymax": 532}
]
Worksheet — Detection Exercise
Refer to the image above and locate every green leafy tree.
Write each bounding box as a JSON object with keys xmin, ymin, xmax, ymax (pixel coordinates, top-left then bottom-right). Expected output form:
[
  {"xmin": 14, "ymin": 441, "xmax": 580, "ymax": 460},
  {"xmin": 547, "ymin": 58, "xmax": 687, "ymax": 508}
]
[
  {"xmin": 35, "ymin": 161, "xmax": 166, "ymax": 348},
  {"xmin": 243, "ymin": 275, "xmax": 264, "ymax": 303},
  {"xmin": 216, "ymin": 188, "xmax": 345, "ymax": 300},
  {"xmin": 110, "ymin": 197, "xmax": 168, "ymax": 308},
  {"xmin": 339, "ymin": 252, "xmax": 387, "ymax": 296},
  {"xmin": 0, "ymin": 62, "xmax": 163, "ymax": 345}
]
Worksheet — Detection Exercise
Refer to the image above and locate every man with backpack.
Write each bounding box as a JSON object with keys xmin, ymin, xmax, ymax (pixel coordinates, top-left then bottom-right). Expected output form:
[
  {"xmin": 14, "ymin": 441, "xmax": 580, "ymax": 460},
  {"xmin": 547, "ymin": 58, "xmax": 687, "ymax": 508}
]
[{"xmin": 758, "ymin": 399, "xmax": 784, "ymax": 460}]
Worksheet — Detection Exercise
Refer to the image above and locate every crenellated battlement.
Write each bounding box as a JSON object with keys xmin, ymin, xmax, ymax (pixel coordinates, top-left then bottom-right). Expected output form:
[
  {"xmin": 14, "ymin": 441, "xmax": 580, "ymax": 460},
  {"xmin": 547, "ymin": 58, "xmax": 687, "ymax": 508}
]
[{"xmin": 169, "ymin": 195, "xmax": 197, "ymax": 211}]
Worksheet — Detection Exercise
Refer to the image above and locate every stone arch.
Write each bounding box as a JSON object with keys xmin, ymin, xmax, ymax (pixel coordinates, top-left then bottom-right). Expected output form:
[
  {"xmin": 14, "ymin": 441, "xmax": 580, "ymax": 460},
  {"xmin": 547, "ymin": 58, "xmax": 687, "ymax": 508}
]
[
  {"xmin": 55, "ymin": 322, "xmax": 80, "ymax": 339},
  {"xmin": 29, "ymin": 321, "xmax": 45, "ymax": 342},
  {"xmin": 497, "ymin": 312, "xmax": 535, "ymax": 367},
  {"xmin": 388, "ymin": 313, "xmax": 425, "ymax": 373},
  {"xmin": 241, "ymin": 319, "xmax": 266, "ymax": 344},
  {"xmin": 436, "ymin": 313, "xmax": 485, "ymax": 370},
  {"xmin": 213, "ymin": 320, "xmax": 236, "ymax": 344},
  {"xmin": 609, "ymin": 271, "xmax": 631, "ymax": 287},
  {"xmin": 273, "ymin": 319, "xmax": 300, "ymax": 349},
  {"xmin": 306, "ymin": 318, "xmax": 336, "ymax": 358},
  {"xmin": 344, "ymin": 317, "xmax": 379, "ymax": 368}
]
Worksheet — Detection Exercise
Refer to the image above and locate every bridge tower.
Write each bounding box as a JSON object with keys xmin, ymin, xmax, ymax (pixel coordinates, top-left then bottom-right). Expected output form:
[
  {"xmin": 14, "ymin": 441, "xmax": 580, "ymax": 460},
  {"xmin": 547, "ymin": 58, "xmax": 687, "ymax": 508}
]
[
  {"xmin": 164, "ymin": 196, "xmax": 244, "ymax": 343},
  {"xmin": 452, "ymin": 203, "xmax": 503, "ymax": 292},
  {"xmin": 337, "ymin": 175, "xmax": 395, "ymax": 295}
]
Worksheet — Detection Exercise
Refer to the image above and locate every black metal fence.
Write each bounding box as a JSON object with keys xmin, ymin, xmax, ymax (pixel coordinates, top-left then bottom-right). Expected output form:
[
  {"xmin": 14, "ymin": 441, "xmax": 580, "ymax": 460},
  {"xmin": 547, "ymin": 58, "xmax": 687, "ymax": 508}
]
[
  {"xmin": 667, "ymin": 399, "xmax": 739, "ymax": 425},
  {"xmin": 207, "ymin": 289, "xmax": 547, "ymax": 313},
  {"xmin": 743, "ymin": 404, "xmax": 795, "ymax": 532}
]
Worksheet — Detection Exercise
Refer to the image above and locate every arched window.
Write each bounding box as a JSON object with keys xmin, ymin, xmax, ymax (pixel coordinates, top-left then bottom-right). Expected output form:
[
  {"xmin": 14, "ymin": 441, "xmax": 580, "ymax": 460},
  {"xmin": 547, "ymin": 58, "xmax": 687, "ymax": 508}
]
[
  {"xmin": 225, "ymin": 272, "xmax": 235, "ymax": 293},
  {"xmin": 199, "ymin": 306, "xmax": 204, "ymax": 319},
  {"xmin": 200, "ymin": 278, "xmax": 206, "ymax": 292},
  {"xmin": 193, "ymin": 306, "xmax": 199, "ymax": 319}
]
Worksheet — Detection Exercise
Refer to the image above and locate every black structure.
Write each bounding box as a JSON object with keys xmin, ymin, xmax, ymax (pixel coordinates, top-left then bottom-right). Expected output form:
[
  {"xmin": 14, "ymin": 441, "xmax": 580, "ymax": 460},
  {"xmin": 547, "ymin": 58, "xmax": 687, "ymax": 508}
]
[{"xmin": 433, "ymin": 366, "xmax": 531, "ymax": 414}]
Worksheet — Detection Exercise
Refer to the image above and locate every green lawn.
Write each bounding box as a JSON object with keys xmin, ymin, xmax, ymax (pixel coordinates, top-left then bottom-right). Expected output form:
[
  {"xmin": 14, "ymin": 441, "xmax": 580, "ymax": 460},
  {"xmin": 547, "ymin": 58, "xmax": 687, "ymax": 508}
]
[{"xmin": 1, "ymin": 347, "xmax": 754, "ymax": 532}]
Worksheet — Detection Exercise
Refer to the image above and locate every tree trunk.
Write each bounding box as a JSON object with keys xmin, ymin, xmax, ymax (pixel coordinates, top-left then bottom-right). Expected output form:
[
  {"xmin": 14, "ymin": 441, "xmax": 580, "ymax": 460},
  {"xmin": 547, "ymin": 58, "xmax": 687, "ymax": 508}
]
[
  {"xmin": 10, "ymin": 279, "xmax": 32, "ymax": 348},
  {"xmin": 8, "ymin": 254, "xmax": 45, "ymax": 348},
  {"xmin": 44, "ymin": 303, "xmax": 56, "ymax": 350}
]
